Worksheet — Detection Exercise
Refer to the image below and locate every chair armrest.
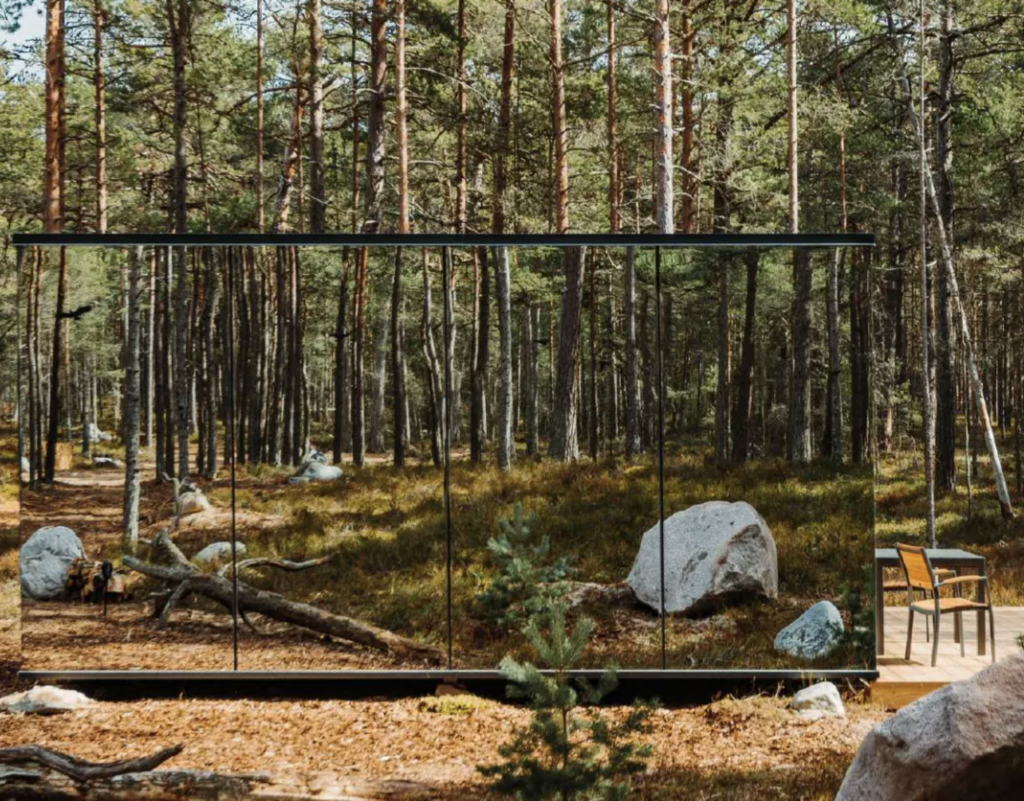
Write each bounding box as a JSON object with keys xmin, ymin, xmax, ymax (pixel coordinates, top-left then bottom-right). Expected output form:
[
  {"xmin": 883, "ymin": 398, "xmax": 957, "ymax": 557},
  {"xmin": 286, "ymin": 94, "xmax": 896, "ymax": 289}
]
[{"xmin": 938, "ymin": 575, "xmax": 987, "ymax": 588}]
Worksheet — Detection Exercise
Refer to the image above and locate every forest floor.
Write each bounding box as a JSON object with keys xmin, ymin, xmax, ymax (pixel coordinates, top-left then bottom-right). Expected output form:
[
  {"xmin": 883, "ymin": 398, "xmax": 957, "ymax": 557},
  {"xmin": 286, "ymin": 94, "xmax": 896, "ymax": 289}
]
[
  {"xmin": 0, "ymin": 656, "xmax": 887, "ymax": 799},
  {"xmin": 14, "ymin": 436, "xmax": 876, "ymax": 672}
]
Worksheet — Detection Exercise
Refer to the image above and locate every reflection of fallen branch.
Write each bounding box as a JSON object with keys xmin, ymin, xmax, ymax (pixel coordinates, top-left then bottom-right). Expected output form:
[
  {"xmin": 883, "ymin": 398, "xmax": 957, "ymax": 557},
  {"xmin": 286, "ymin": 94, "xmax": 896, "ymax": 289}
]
[
  {"xmin": 0, "ymin": 743, "xmax": 183, "ymax": 782},
  {"xmin": 124, "ymin": 530, "xmax": 443, "ymax": 664}
]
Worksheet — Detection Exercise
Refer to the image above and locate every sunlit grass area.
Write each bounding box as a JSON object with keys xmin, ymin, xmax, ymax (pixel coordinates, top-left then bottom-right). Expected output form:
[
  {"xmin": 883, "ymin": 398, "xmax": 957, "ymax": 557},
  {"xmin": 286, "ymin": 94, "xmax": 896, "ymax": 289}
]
[{"xmin": 875, "ymin": 439, "xmax": 1024, "ymax": 606}]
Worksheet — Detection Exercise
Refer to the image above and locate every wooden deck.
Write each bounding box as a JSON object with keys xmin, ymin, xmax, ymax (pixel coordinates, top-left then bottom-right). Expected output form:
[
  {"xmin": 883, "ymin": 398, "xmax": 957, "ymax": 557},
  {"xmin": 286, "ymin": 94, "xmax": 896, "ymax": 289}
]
[{"xmin": 872, "ymin": 606, "xmax": 1023, "ymax": 709}]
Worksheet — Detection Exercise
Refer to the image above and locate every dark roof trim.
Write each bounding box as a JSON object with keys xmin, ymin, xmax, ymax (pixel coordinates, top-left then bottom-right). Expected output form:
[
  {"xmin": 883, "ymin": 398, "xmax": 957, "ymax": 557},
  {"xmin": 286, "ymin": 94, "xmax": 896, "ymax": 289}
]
[{"xmin": 12, "ymin": 232, "xmax": 875, "ymax": 249}]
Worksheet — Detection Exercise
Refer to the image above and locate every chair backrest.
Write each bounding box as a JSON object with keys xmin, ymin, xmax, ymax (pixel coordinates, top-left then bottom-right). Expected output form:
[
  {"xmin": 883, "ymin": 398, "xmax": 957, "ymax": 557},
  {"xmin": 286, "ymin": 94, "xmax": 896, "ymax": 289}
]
[{"xmin": 896, "ymin": 543, "xmax": 936, "ymax": 591}]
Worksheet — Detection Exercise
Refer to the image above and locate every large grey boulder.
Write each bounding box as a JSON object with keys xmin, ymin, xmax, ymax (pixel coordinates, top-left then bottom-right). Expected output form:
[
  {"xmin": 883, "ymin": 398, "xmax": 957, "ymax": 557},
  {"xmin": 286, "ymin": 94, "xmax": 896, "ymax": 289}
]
[
  {"xmin": 0, "ymin": 686, "xmax": 94, "ymax": 715},
  {"xmin": 837, "ymin": 654, "xmax": 1024, "ymax": 801},
  {"xmin": 790, "ymin": 681, "xmax": 845, "ymax": 719},
  {"xmin": 626, "ymin": 501, "xmax": 777, "ymax": 616},
  {"xmin": 192, "ymin": 541, "xmax": 247, "ymax": 568},
  {"xmin": 774, "ymin": 600, "xmax": 844, "ymax": 660},
  {"xmin": 20, "ymin": 526, "xmax": 85, "ymax": 600},
  {"xmin": 289, "ymin": 451, "xmax": 343, "ymax": 484}
]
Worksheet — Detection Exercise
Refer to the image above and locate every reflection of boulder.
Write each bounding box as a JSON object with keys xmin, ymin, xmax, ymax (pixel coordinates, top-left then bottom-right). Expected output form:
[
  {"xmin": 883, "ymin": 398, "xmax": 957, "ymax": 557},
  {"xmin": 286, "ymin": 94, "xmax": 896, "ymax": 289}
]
[
  {"xmin": 837, "ymin": 654, "xmax": 1024, "ymax": 801},
  {"xmin": 289, "ymin": 450, "xmax": 343, "ymax": 484},
  {"xmin": 170, "ymin": 477, "xmax": 214, "ymax": 517},
  {"xmin": 0, "ymin": 686, "xmax": 95, "ymax": 716},
  {"xmin": 92, "ymin": 455, "xmax": 124, "ymax": 469},
  {"xmin": 774, "ymin": 601, "xmax": 844, "ymax": 660},
  {"xmin": 20, "ymin": 526, "xmax": 86, "ymax": 600},
  {"xmin": 19, "ymin": 456, "xmax": 30, "ymax": 481},
  {"xmin": 87, "ymin": 422, "xmax": 112, "ymax": 443},
  {"xmin": 192, "ymin": 541, "xmax": 247, "ymax": 569},
  {"xmin": 790, "ymin": 681, "xmax": 845, "ymax": 719},
  {"xmin": 626, "ymin": 501, "xmax": 778, "ymax": 616}
]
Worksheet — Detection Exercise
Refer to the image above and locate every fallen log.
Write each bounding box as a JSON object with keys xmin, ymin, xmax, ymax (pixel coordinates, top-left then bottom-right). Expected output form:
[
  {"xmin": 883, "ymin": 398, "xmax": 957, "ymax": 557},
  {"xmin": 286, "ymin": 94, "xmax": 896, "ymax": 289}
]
[{"xmin": 123, "ymin": 530, "xmax": 443, "ymax": 664}]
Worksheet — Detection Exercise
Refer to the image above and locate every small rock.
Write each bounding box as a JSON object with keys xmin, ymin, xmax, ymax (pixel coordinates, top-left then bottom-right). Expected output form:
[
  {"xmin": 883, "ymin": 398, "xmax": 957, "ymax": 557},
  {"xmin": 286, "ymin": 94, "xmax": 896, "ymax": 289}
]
[
  {"xmin": 92, "ymin": 455, "xmax": 124, "ymax": 469},
  {"xmin": 192, "ymin": 541, "xmax": 247, "ymax": 567},
  {"xmin": 626, "ymin": 501, "xmax": 778, "ymax": 616},
  {"xmin": 176, "ymin": 482, "xmax": 214, "ymax": 516},
  {"xmin": 774, "ymin": 601, "xmax": 844, "ymax": 660},
  {"xmin": 790, "ymin": 681, "xmax": 845, "ymax": 718},
  {"xmin": 20, "ymin": 526, "xmax": 86, "ymax": 600},
  {"xmin": 0, "ymin": 686, "xmax": 94, "ymax": 715}
]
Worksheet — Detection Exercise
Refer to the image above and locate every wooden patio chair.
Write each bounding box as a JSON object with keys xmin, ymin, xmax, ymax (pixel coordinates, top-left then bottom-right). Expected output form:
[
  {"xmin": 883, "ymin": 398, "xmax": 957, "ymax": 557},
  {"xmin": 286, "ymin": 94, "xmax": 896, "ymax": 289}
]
[
  {"xmin": 896, "ymin": 543, "xmax": 996, "ymax": 667},
  {"xmin": 883, "ymin": 565, "xmax": 959, "ymax": 644}
]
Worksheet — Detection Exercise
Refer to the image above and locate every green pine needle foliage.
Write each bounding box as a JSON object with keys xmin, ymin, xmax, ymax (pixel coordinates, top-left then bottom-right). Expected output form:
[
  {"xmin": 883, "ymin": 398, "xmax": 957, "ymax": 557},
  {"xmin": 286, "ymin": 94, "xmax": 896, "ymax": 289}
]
[
  {"xmin": 479, "ymin": 605, "xmax": 654, "ymax": 801},
  {"xmin": 476, "ymin": 503, "xmax": 574, "ymax": 629}
]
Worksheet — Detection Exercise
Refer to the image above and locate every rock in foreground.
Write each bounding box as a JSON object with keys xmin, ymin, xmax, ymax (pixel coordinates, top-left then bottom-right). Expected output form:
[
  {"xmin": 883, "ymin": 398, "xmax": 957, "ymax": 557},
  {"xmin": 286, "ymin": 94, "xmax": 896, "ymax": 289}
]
[
  {"xmin": 774, "ymin": 600, "xmax": 844, "ymax": 660},
  {"xmin": 20, "ymin": 526, "xmax": 86, "ymax": 600},
  {"xmin": 626, "ymin": 501, "xmax": 777, "ymax": 615},
  {"xmin": 837, "ymin": 654, "xmax": 1024, "ymax": 801},
  {"xmin": 790, "ymin": 681, "xmax": 845, "ymax": 718},
  {"xmin": 0, "ymin": 686, "xmax": 94, "ymax": 715}
]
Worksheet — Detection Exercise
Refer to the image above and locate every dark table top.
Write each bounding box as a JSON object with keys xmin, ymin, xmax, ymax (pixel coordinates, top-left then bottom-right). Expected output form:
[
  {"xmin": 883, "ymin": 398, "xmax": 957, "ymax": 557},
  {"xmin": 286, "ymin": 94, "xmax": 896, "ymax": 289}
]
[{"xmin": 875, "ymin": 547, "xmax": 985, "ymax": 566}]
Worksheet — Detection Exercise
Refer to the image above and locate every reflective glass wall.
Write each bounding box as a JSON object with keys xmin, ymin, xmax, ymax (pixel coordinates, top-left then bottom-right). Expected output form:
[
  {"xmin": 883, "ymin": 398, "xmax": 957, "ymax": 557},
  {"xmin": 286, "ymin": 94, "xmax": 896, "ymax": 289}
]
[{"xmin": 13, "ymin": 243, "xmax": 876, "ymax": 674}]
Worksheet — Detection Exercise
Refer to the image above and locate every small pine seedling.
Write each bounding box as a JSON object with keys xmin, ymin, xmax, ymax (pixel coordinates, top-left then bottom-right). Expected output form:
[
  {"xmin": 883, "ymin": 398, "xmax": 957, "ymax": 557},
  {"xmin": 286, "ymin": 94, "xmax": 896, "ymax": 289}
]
[
  {"xmin": 476, "ymin": 503, "xmax": 574, "ymax": 630},
  {"xmin": 478, "ymin": 605, "xmax": 654, "ymax": 801}
]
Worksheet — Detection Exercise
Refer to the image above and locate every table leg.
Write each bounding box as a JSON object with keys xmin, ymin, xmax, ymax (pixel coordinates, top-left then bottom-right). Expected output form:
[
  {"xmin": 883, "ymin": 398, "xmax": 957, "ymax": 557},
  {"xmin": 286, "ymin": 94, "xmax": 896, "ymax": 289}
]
[
  {"xmin": 876, "ymin": 561, "xmax": 885, "ymax": 656},
  {"xmin": 976, "ymin": 565, "xmax": 987, "ymax": 656}
]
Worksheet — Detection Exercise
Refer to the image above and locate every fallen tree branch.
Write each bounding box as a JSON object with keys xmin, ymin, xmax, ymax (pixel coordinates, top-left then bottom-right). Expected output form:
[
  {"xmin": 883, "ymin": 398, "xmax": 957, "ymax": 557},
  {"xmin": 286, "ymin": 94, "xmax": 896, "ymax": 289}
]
[
  {"xmin": 0, "ymin": 744, "xmax": 183, "ymax": 782},
  {"xmin": 124, "ymin": 531, "xmax": 443, "ymax": 664},
  {"xmin": 218, "ymin": 552, "xmax": 338, "ymax": 578}
]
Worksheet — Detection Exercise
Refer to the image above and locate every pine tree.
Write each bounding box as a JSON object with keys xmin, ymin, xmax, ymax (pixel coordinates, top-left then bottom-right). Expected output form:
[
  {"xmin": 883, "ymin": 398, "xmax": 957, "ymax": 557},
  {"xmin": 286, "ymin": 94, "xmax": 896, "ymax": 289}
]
[
  {"xmin": 477, "ymin": 503, "xmax": 573, "ymax": 630},
  {"xmin": 479, "ymin": 606, "xmax": 653, "ymax": 801}
]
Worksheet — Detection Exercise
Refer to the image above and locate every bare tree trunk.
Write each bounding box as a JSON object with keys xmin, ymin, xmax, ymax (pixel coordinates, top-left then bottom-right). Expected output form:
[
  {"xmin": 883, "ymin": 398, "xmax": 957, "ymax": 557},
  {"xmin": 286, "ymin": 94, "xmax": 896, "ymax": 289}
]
[
  {"xmin": 624, "ymin": 248, "xmax": 640, "ymax": 457},
  {"xmin": 550, "ymin": 248, "xmax": 586, "ymax": 462},
  {"xmin": 307, "ymin": 0, "xmax": 325, "ymax": 235},
  {"xmin": 679, "ymin": 0, "xmax": 695, "ymax": 233},
  {"xmin": 471, "ymin": 249, "xmax": 490, "ymax": 462},
  {"xmin": 334, "ymin": 258, "xmax": 350, "ymax": 464},
  {"xmin": 654, "ymin": 0, "xmax": 673, "ymax": 233},
  {"xmin": 524, "ymin": 302, "xmax": 539, "ymax": 457},
  {"xmin": 370, "ymin": 300, "xmax": 388, "ymax": 453},
  {"xmin": 731, "ymin": 249, "xmax": 757, "ymax": 463},
  {"xmin": 422, "ymin": 250, "xmax": 444, "ymax": 467},
  {"xmin": 825, "ymin": 247, "xmax": 844, "ymax": 463},
  {"xmin": 93, "ymin": 0, "xmax": 107, "ymax": 233},
  {"xmin": 392, "ymin": 0, "xmax": 409, "ymax": 466},
  {"xmin": 495, "ymin": 247, "xmax": 513, "ymax": 470},
  {"xmin": 200, "ymin": 255, "xmax": 219, "ymax": 478},
  {"xmin": 712, "ymin": 93, "xmax": 734, "ymax": 465},
  {"xmin": 123, "ymin": 247, "xmax": 143, "ymax": 554},
  {"xmin": 255, "ymin": 0, "xmax": 264, "ymax": 230}
]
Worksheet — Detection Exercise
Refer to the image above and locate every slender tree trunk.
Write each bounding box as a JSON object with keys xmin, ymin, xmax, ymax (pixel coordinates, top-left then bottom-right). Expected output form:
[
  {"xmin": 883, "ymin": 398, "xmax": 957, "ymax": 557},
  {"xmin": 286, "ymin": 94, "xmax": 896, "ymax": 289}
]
[
  {"xmin": 624, "ymin": 247, "xmax": 640, "ymax": 457},
  {"xmin": 200, "ymin": 254, "xmax": 219, "ymax": 478},
  {"xmin": 392, "ymin": 0, "xmax": 409, "ymax": 466},
  {"xmin": 308, "ymin": 0, "xmax": 325, "ymax": 235},
  {"xmin": 606, "ymin": 0, "xmax": 619, "ymax": 235},
  {"xmin": 731, "ymin": 249, "xmax": 757, "ymax": 463},
  {"xmin": 712, "ymin": 93, "xmax": 734, "ymax": 465},
  {"xmin": 524, "ymin": 302, "xmax": 539, "ymax": 457},
  {"xmin": 679, "ymin": 0, "xmax": 695, "ymax": 232},
  {"xmin": 422, "ymin": 250, "xmax": 444, "ymax": 467},
  {"xmin": 123, "ymin": 247, "xmax": 143, "ymax": 553},
  {"xmin": 255, "ymin": 0, "xmax": 264, "ymax": 230},
  {"xmin": 334, "ymin": 259, "xmax": 350, "ymax": 464},
  {"xmin": 825, "ymin": 247, "xmax": 844, "ymax": 463},
  {"xmin": 471, "ymin": 248, "xmax": 490, "ymax": 462},
  {"xmin": 495, "ymin": 248, "xmax": 514, "ymax": 470},
  {"xmin": 654, "ymin": 0, "xmax": 673, "ymax": 233},
  {"xmin": 934, "ymin": 1, "xmax": 958, "ymax": 493},
  {"xmin": 93, "ymin": 0, "xmax": 107, "ymax": 233}
]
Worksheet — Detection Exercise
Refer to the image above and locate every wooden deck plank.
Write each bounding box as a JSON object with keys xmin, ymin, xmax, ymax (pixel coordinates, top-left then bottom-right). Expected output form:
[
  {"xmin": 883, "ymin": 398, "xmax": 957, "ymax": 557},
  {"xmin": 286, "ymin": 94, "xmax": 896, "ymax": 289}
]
[{"xmin": 872, "ymin": 607, "xmax": 1022, "ymax": 709}]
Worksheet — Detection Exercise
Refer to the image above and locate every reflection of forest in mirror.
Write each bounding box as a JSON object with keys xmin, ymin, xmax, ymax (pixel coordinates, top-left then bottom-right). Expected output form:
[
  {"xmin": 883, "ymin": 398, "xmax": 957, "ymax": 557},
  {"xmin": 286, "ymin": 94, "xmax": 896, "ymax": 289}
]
[{"xmin": 14, "ymin": 244, "xmax": 873, "ymax": 673}]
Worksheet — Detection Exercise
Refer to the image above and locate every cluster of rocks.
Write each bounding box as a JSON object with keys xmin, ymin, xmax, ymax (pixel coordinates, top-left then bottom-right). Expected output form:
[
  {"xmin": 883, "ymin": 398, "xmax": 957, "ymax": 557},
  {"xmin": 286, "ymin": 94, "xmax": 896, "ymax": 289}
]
[
  {"xmin": 289, "ymin": 449, "xmax": 343, "ymax": 484},
  {"xmin": 625, "ymin": 500, "xmax": 844, "ymax": 660}
]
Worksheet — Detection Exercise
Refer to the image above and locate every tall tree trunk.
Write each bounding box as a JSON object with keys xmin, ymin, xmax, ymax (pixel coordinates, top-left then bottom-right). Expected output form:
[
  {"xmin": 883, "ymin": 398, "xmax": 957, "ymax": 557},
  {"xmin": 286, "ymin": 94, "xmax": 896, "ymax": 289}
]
[
  {"xmin": 422, "ymin": 250, "xmax": 444, "ymax": 467},
  {"xmin": 334, "ymin": 259, "xmax": 350, "ymax": 464},
  {"xmin": 454, "ymin": 0, "xmax": 467, "ymax": 232},
  {"xmin": 308, "ymin": 0, "xmax": 325, "ymax": 234},
  {"xmin": 934, "ymin": 1, "xmax": 958, "ymax": 493},
  {"xmin": 93, "ymin": 0, "xmax": 107, "ymax": 233},
  {"xmin": 524, "ymin": 302, "xmax": 539, "ymax": 457},
  {"xmin": 825, "ymin": 247, "xmax": 844, "ymax": 463},
  {"xmin": 255, "ymin": 0, "xmax": 264, "ymax": 230},
  {"xmin": 43, "ymin": 0, "xmax": 66, "ymax": 483},
  {"xmin": 624, "ymin": 247, "xmax": 640, "ymax": 457},
  {"xmin": 712, "ymin": 94, "xmax": 734, "ymax": 465},
  {"xmin": 123, "ymin": 248, "xmax": 143, "ymax": 553},
  {"xmin": 495, "ymin": 248, "xmax": 514, "ymax": 470},
  {"xmin": 606, "ymin": 0, "xmax": 619, "ymax": 235},
  {"xmin": 679, "ymin": 0, "xmax": 695, "ymax": 233},
  {"xmin": 654, "ymin": 0, "xmax": 673, "ymax": 233},
  {"xmin": 471, "ymin": 248, "xmax": 490, "ymax": 462},
  {"xmin": 200, "ymin": 254, "xmax": 219, "ymax": 478},
  {"xmin": 392, "ymin": 0, "xmax": 409, "ymax": 466},
  {"xmin": 731, "ymin": 249, "xmax": 757, "ymax": 463},
  {"xmin": 370, "ymin": 300, "xmax": 388, "ymax": 453}
]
